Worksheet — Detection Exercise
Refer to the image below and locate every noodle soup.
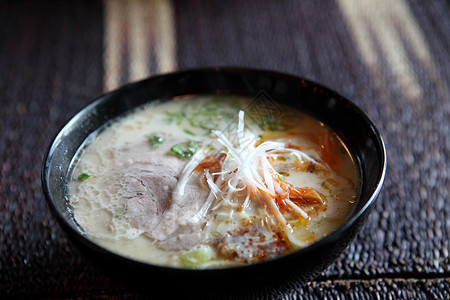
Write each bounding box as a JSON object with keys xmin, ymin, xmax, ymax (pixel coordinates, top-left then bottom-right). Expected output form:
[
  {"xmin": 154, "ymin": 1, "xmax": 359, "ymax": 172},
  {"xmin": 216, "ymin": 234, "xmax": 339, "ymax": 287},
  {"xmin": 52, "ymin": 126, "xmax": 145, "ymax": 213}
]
[{"xmin": 67, "ymin": 96, "xmax": 359, "ymax": 268}]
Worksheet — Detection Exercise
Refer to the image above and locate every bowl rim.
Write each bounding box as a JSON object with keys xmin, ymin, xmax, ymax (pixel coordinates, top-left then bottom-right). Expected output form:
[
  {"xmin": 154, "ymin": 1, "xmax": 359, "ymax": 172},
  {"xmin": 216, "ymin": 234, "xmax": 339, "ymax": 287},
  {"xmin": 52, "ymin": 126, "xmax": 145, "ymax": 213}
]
[{"xmin": 42, "ymin": 66, "xmax": 387, "ymax": 274}]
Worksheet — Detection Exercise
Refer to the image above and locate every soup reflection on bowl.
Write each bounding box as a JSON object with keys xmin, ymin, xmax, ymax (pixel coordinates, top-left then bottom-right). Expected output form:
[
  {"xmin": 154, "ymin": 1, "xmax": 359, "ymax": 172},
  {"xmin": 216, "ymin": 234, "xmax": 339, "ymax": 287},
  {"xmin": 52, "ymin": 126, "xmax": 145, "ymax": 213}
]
[{"xmin": 42, "ymin": 68, "xmax": 386, "ymax": 292}]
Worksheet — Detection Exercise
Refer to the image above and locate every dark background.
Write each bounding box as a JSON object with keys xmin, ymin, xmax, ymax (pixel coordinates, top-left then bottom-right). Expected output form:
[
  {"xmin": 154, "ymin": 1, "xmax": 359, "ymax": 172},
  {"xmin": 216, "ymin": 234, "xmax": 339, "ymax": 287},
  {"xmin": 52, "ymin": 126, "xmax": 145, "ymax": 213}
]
[{"xmin": 1, "ymin": 0, "xmax": 449, "ymax": 298}]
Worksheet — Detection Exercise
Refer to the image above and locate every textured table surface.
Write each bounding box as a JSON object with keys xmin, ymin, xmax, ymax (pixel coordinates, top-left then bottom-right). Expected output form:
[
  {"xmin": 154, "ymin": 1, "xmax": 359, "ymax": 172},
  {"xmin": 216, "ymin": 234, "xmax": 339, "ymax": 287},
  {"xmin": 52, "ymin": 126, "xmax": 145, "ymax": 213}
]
[{"xmin": 0, "ymin": 0, "xmax": 449, "ymax": 299}]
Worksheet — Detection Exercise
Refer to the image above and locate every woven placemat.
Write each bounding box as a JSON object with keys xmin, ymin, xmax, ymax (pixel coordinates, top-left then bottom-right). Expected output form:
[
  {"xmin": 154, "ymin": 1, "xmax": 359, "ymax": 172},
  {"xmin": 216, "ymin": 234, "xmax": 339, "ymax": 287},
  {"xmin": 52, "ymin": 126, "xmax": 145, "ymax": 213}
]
[{"xmin": 1, "ymin": 0, "xmax": 449, "ymax": 298}]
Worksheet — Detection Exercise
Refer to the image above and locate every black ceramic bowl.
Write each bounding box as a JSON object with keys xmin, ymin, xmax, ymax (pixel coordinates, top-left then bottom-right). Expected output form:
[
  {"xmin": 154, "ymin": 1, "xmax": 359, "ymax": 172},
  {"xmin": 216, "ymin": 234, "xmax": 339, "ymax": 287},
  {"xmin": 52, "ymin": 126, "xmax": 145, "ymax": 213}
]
[{"xmin": 42, "ymin": 68, "xmax": 386, "ymax": 296}]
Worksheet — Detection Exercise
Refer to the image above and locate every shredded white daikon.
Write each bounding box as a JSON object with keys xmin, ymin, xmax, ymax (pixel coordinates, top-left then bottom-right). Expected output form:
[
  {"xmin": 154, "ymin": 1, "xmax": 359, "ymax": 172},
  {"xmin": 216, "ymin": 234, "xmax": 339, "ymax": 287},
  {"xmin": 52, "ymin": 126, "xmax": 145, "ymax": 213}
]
[{"xmin": 174, "ymin": 110, "xmax": 319, "ymax": 226}]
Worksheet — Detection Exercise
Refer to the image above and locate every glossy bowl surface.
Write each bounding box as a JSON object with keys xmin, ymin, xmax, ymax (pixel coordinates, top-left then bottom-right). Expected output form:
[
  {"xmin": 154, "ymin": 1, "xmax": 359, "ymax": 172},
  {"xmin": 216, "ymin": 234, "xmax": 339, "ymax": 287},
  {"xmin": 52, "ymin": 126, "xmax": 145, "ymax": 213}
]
[{"xmin": 42, "ymin": 68, "xmax": 386, "ymax": 295}]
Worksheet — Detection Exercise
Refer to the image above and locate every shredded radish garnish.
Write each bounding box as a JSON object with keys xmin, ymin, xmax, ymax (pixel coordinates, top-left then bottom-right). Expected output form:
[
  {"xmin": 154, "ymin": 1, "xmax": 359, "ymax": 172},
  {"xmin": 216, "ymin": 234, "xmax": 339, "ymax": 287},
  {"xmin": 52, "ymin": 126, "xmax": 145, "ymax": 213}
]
[
  {"xmin": 173, "ymin": 148, "xmax": 207, "ymax": 203},
  {"xmin": 189, "ymin": 192, "xmax": 216, "ymax": 223},
  {"xmin": 173, "ymin": 110, "xmax": 323, "ymax": 234},
  {"xmin": 204, "ymin": 169, "xmax": 221, "ymax": 199},
  {"xmin": 238, "ymin": 110, "xmax": 245, "ymax": 149},
  {"xmin": 227, "ymin": 179, "xmax": 246, "ymax": 192},
  {"xmin": 285, "ymin": 199, "xmax": 309, "ymax": 219},
  {"xmin": 211, "ymin": 130, "xmax": 243, "ymax": 165}
]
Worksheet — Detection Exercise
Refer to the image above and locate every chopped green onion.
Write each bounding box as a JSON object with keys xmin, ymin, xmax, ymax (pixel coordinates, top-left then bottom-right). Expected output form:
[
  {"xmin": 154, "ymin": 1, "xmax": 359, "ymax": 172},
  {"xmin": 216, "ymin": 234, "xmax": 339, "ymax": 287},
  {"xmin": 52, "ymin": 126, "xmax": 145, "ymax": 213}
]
[
  {"xmin": 78, "ymin": 173, "xmax": 90, "ymax": 181},
  {"xmin": 164, "ymin": 98, "xmax": 245, "ymax": 135},
  {"xmin": 170, "ymin": 141, "xmax": 197, "ymax": 159},
  {"xmin": 165, "ymin": 111, "xmax": 185, "ymax": 125},
  {"xmin": 171, "ymin": 144, "xmax": 187, "ymax": 158},
  {"xmin": 278, "ymin": 175, "xmax": 286, "ymax": 182},
  {"xmin": 148, "ymin": 135, "xmax": 164, "ymax": 148},
  {"xmin": 183, "ymin": 129, "xmax": 196, "ymax": 136},
  {"xmin": 187, "ymin": 140, "xmax": 197, "ymax": 152}
]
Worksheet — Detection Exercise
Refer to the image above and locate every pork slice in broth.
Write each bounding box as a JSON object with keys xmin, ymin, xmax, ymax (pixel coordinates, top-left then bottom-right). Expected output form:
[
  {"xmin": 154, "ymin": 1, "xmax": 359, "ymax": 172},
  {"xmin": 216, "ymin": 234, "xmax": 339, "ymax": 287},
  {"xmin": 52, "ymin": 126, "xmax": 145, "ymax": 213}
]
[
  {"xmin": 122, "ymin": 167, "xmax": 210, "ymax": 250},
  {"xmin": 108, "ymin": 142, "xmax": 210, "ymax": 250}
]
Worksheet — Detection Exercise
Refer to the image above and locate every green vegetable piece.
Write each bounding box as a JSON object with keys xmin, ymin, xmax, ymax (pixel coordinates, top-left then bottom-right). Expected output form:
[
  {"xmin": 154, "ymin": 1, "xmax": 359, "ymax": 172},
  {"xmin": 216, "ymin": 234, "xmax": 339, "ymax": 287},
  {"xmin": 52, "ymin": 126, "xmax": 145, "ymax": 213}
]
[
  {"xmin": 183, "ymin": 129, "xmax": 196, "ymax": 136},
  {"xmin": 278, "ymin": 175, "xmax": 286, "ymax": 182},
  {"xmin": 148, "ymin": 135, "xmax": 164, "ymax": 148},
  {"xmin": 170, "ymin": 144, "xmax": 187, "ymax": 158},
  {"xmin": 78, "ymin": 173, "xmax": 90, "ymax": 181},
  {"xmin": 179, "ymin": 246, "xmax": 215, "ymax": 268},
  {"xmin": 187, "ymin": 140, "xmax": 197, "ymax": 152},
  {"xmin": 165, "ymin": 111, "xmax": 185, "ymax": 125},
  {"xmin": 164, "ymin": 97, "xmax": 244, "ymax": 136},
  {"xmin": 170, "ymin": 141, "xmax": 197, "ymax": 159}
]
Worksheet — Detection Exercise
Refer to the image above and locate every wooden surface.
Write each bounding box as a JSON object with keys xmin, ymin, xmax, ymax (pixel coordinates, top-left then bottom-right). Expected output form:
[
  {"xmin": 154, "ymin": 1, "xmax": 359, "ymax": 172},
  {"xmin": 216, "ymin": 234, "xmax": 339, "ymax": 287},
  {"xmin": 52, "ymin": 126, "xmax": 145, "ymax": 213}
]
[{"xmin": 0, "ymin": 0, "xmax": 449, "ymax": 298}]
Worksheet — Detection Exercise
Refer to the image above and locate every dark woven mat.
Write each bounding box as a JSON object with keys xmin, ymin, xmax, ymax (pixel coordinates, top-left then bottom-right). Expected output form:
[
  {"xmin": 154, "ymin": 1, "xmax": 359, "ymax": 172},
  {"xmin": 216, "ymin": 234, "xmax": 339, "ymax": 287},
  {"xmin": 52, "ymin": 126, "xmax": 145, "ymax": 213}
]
[{"xmin": 1, "ymin": 0, "xmax": 449, "ymax": 299}]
